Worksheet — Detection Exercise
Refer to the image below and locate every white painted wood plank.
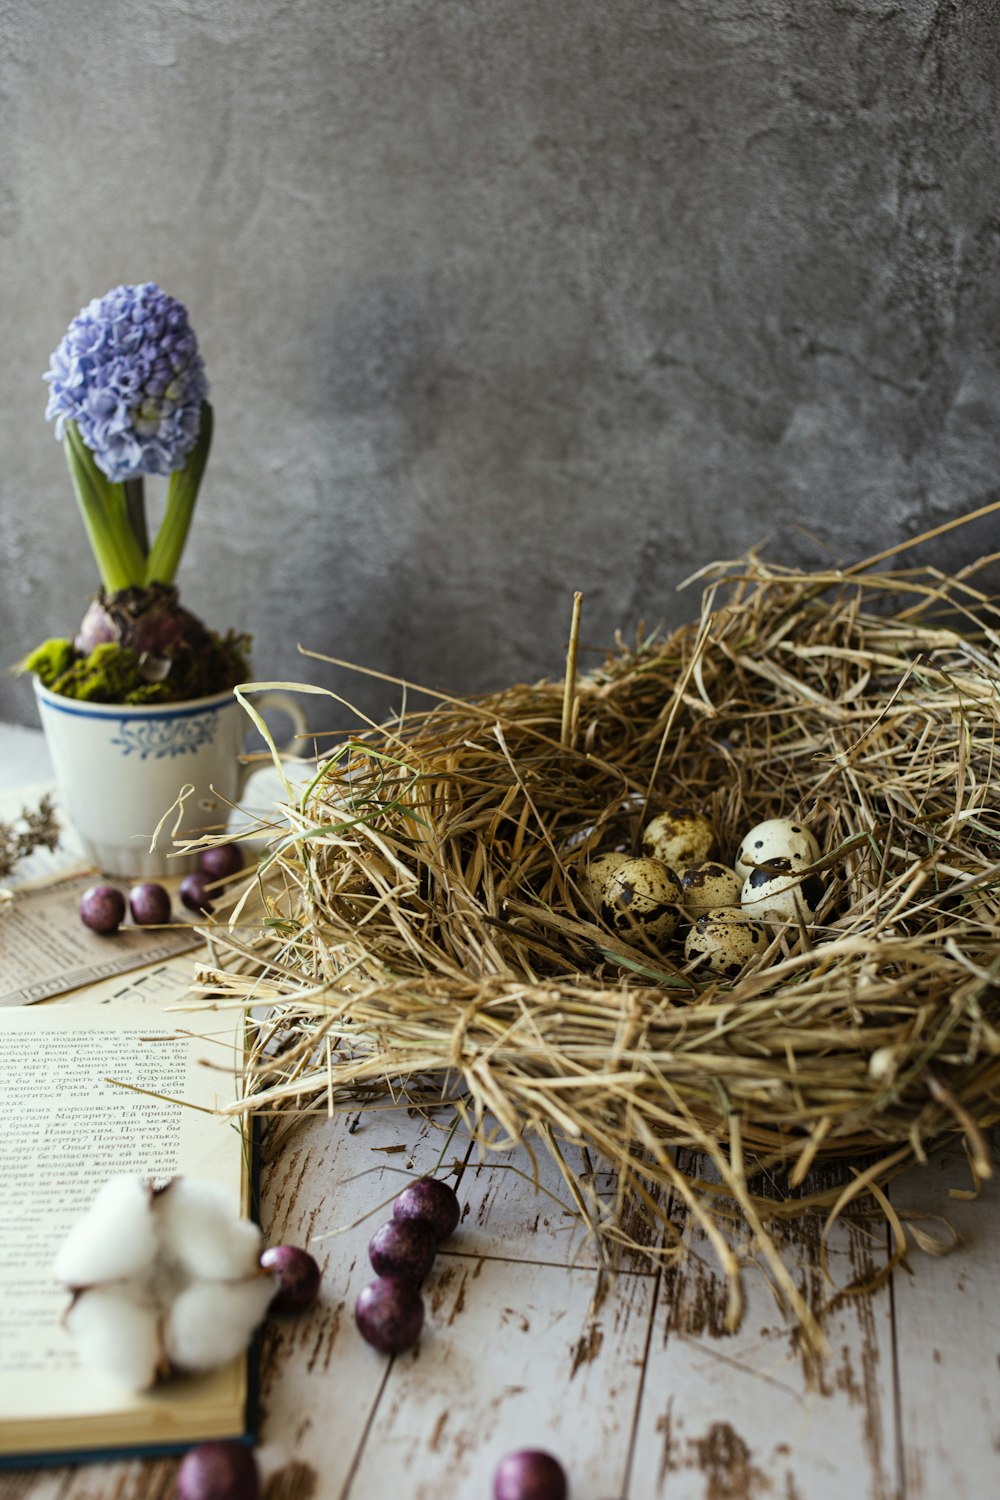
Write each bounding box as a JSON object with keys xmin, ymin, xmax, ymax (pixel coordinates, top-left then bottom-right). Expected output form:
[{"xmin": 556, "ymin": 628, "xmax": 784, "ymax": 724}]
[
  {"xmin": 341, "ymin": 1253, "xmax": 654, "ymax": 1500},
  {"xmin": 4, "ymin": 1091, "xmax": 997, "ymax": 1500},
  {"xmin": 254, "ymin": 1105, "xmax": 468, "ymax": 1497},
  {"xmin": 0, "ymin": 1453, "xmax": 182, "ymax": 1498},
  {"xmin": 628, "ymin": 1159, "xmax": 901, "ymax": 1500},
  {"xmin": 457, "ymin": 1129, "xmax": 663, "ymax": 1272},
  {"xmin": 0, "ymin": 1469, "xmax": 70, "ymax": 1500},
  {"xmin": 889, "ymin": 1144, "xmax": 1000, "ymax": 1500}
]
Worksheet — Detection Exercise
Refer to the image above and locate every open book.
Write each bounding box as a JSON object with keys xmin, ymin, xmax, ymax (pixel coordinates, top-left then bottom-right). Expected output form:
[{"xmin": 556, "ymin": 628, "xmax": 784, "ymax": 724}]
[{"xmin": 0, "ymin": 958, "xmax": 256, "ymax": 1466}]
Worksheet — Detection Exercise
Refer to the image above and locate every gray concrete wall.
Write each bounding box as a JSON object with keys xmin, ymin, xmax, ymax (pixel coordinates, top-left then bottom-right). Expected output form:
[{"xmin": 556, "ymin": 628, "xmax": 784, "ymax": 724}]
[{"xmin": 3, "ymin": 0, "xmax": 1000, "ymax": 733}]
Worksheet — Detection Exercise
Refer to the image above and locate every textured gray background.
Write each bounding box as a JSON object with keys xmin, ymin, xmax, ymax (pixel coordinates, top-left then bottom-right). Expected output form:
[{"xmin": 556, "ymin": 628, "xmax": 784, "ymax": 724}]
[{"xmin": 3, "ymin": 0, "xmax": 1000, "ymax": 733}]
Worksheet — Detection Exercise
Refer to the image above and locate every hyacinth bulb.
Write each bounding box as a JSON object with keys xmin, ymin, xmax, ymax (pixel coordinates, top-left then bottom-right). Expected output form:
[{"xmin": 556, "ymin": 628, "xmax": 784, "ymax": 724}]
[
  {"xmin": 54, "ymin": 1176, "xmax": 273, "ymax": 1391},
  {"xmin": 74, "ymin": 584, "xmax": 212, "ymax": 659}
]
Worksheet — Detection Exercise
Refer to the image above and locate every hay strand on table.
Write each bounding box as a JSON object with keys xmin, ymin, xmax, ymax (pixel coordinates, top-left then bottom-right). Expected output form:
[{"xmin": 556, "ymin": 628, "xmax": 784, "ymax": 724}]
[{"xmin": 198, "ymin": 530, "xmax": 1000, "ymax": 1350}]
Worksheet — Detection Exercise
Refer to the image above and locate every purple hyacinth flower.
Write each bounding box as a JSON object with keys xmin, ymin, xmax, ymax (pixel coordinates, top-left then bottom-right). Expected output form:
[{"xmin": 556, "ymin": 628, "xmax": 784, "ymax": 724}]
[{"xmin": 44, "ymin": 282, "xmax": 209, "ymax": 483}]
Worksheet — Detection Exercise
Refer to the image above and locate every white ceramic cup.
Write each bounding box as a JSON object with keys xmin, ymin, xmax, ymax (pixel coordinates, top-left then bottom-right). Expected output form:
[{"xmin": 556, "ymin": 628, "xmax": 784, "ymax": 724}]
[{"xmin": 33, "ymin": 679, "xmax": 310, "ymax": 878}]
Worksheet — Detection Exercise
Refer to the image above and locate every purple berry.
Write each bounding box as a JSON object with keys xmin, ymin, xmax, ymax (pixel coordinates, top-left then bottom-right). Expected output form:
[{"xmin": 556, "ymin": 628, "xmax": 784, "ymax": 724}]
[
  {"xmin": 198, "ymin": 844, "xmax": 245, "ymax": 880},
  {"xmin": 180, "ymin": 870, "xmax": 215, "ymax": 914},
  {"xmin": 260, "ymin": 1244, "xmax": 321, "ymax": 1315},
  {"xmin": 493, "ymin": 1450, "xmax": 568, "ymax": 1500},
  {"xmin": 79, "ymin": 883, "xmax": 126, "ymax": 935},
  {"xmin": 175, "ymin": 1441, "xmax": 259, "ymax": 1500},
  {"xmin": 354, "ymin": 1276, "xmax": 424, "ymax": 1354},
  {"xmin": 368, "ymin": 1218, "xmax": 437, "ymax": 1283},
  {"xmin": 392, "ymin": 1176, "xmax": 461, "ymax": 1242},
  {"xmin": 128, "ymin": 881, "xmax": 171, "ymax": 925}
]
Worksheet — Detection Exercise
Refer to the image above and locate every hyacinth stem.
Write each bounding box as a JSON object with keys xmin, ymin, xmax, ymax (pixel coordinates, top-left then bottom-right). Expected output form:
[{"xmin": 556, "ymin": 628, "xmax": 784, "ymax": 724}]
[
  {"xmin": 63, "ymin": 423, "xmax": 146, "ymax": 593},
  {"xmin": 144, "ymin": 402, "xmax": 213, "ymax": 587},
  {"xmin": 124, "ymin": 477, "xmax": 149, "ymax": 556}
]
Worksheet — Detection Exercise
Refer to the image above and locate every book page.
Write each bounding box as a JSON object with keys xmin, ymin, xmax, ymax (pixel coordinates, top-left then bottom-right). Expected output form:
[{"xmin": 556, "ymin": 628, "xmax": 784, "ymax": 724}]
[
  {"xmin": 0, "ymin": 958, "xmax": 253, "ymax": 1457},
  {"xmin": 0, "ymin": 874, "xmax": 202, "ymax": 1007}
]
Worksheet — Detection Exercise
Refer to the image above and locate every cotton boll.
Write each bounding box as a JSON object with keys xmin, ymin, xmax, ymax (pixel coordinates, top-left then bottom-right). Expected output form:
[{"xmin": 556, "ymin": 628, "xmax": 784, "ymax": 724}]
[
  {"xmin": 156, "ymin": 1178, "xmax": 262, "ymax": 1280},
  {"xmin": 166, "ymin": 1277, "xmax": 274, "ymax": 1372},
  {"xmin": 65, "ymin": 1287, "xmax": 162, "ymax": 1391},
  {"xmin": 55, "ymin": 1173, "xmax": 270, "ymax": 1392},
  {"xmin": 53, "ymin": 1176, "xmax": 157, "ymax": 1287}
]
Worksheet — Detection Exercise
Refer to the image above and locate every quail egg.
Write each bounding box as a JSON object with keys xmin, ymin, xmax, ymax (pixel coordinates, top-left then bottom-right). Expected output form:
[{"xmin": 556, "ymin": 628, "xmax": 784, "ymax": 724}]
[
  {"xmin": 577, "ymin": 851, "xmax": 629, "ymax": 911},
  {"xmin": 684, "ymin": 907, "xmax": 770, "ymax": 977},
  {"xmin": 734, "ymin": 817, "xmax": 820, "ymax": 883},
  {"xmin": 642, "ymin": 807, "xmax": 715, "ymax": 869},
  {"xmin": 678, "ymin": 860, "xmax": 743, "ymax": 920},
  {"xmin": 740, "ymin": 858, "xmax": 824, "ymax": 923},
  {"xmin": 601, "ymin": 856, "xmax": 684, "ymax": 943}
]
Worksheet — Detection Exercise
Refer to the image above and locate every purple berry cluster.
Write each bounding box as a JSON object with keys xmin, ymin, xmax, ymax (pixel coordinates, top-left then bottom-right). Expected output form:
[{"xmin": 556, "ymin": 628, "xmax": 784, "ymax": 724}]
[
  {"xmin": 180, "ymin": 841, "xmax": 245, "ymax": 914},
  {"xmin": 354, "ymin": 1176, "xmax": 461, "ymax": 1356},
  {"xmin": 79, "ymin": 880, "xmax": 171, "ymax": 934},
  {"xmin": 79, "ymin": 844, "xmax": 245, "ymax": 935},
  {"xmin": 44, "ymin": 282, "xmax": 208, "ymax": 483}
]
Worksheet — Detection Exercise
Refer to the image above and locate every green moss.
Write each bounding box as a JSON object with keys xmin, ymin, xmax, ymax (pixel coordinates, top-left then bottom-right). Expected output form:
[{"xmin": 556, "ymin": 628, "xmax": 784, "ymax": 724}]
[
  {"xmin": 52, "ymin": 643, "xmax": 169, "ymax": 703},
  {"xmin": 17, "ymin": 631, "xmax": 252, "ymax": 705},
  {"xmin": 18, "ymin": 638, "xmax": 76, "ymax": 686}
]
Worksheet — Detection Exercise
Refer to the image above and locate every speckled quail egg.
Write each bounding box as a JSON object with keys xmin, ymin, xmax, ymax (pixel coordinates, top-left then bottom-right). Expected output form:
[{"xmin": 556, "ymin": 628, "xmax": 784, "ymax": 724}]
[
  {"xmin": 734, "ymin": 817, "xmax": 820, "ymax": 883},
  {"xmin": 642, "ymin": 807, "xmax": 715, "ymax": 870},
  {"xmin": 740, "ymin": 858, "xmax": 824, "ymax": 923},
  {"xmin": 678, "ymin": 860, "xmax": 743, "ymax": 920},
  {"xmin": 684, "ymin": 907, "xmax": 770, "ymax": 978},
  {"xmin": 601, "ymin": 856, "xmax": 684, "ymax": 944},
  {"xmin": 577, "ymin": 851, "xmax": 629, "ymax": 911}
]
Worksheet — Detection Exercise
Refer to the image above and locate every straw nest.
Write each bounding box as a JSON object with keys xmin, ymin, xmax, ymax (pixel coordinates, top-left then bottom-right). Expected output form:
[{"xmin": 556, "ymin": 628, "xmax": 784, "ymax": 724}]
[{"xmin": 199, "ymin": 521, "xmax": 1000, "ymax": 1349}]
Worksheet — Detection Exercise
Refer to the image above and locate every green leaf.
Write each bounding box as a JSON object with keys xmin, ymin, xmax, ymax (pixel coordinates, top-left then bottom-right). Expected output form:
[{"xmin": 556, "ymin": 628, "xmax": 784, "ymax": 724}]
[
  {"xmin": 145, "ymin": 401, "xmax": 213, "ymax": 586},
  {"xmin": 63, "ymin": 424, "xmax": 146, "ymax": 591}
]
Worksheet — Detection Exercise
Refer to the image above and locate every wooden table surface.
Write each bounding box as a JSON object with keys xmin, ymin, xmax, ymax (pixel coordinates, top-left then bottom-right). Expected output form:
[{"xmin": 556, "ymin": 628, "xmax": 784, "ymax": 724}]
[{"xmin": 2, "ymin": 725, "xmax": 998, "ymax": 1500}]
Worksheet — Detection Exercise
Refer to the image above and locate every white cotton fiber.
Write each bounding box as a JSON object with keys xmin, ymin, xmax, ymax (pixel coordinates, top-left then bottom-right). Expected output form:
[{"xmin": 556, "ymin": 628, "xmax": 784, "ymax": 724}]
[
  {"xmin": 53, "ymin": 1176, "xmax": 157, "ymax": 1286},
  {"xmin": 66, "ymin": 1287, "xmax": 161, "ymax": 1391},
  {"xmin": 165, "ymin": 1277, "xmax": 274, "ymax": 1371},
  {"xmin": 54, "ymin": 1173, "xmax": 272, "ymax": 1390},
  {"xmin": 155, "ymin": 1178, "xmax": 263, "ymax": 1280}
]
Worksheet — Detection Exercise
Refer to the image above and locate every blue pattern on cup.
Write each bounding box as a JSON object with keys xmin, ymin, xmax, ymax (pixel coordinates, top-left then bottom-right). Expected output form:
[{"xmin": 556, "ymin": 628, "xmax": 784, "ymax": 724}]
[{"xmin": 112, "ymin": 713, "xmax": 217, "ymax": 759}]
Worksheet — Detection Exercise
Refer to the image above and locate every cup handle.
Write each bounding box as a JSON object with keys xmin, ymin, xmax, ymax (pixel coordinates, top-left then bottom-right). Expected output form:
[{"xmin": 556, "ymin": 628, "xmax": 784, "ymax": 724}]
[{"xmin": 236, "ymin": 690, "xmax": 312, "ymax": 796}]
